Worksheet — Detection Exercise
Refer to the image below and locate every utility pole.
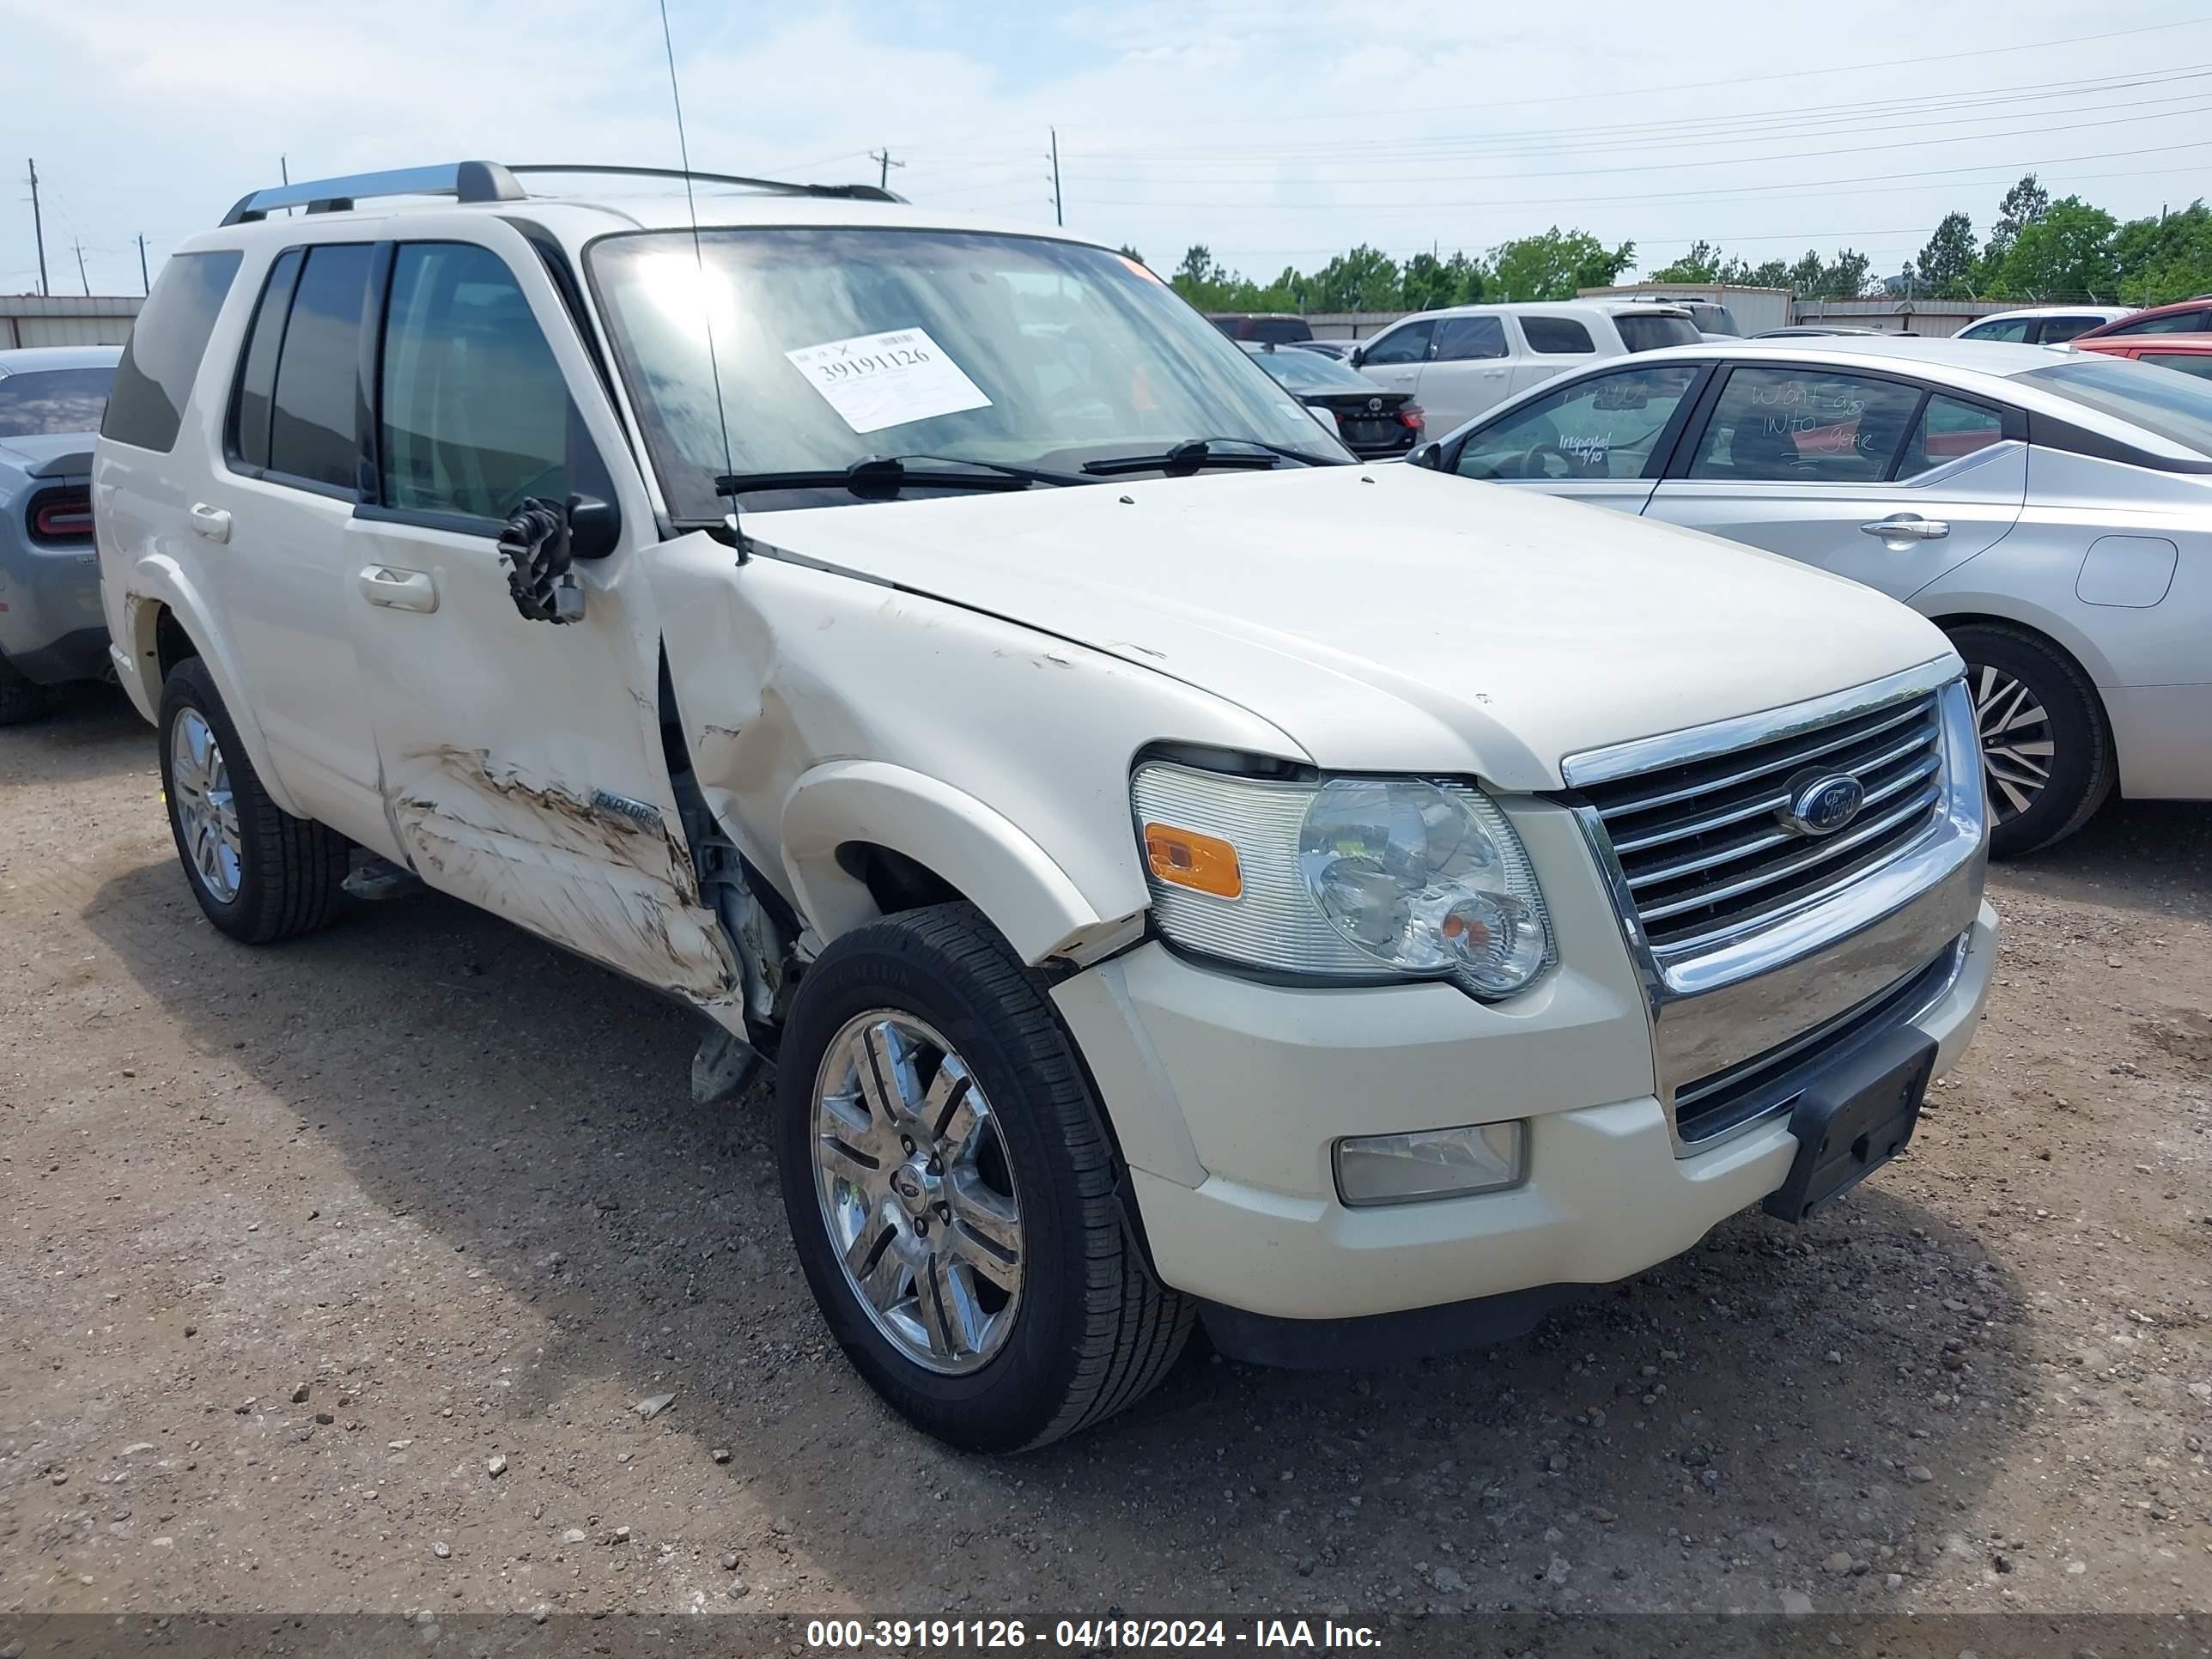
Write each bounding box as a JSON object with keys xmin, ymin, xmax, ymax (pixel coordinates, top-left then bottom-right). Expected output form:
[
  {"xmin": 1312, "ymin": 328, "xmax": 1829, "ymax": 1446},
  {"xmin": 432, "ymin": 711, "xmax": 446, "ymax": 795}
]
[
  {"xmin": 73, "ymin": 239, "xmax": 88, "ymax": 296},
  {"xmin": 868, "ymin": 149, "xmax": 904, "ymax": 192},
  {"xmin": 280, "ymin": 155, "xmax": 294, "ymax": 216},
  {"xmin": 137, "ymin": 234, "xmax": 149, "ymax": 295},
  {"xmin": 27, "ymin": 157, "xmax": 48, "ymax": 297},
  {"xmin": 1048, "ymin": 127, "xmax": 1062, "ymax": 227}
]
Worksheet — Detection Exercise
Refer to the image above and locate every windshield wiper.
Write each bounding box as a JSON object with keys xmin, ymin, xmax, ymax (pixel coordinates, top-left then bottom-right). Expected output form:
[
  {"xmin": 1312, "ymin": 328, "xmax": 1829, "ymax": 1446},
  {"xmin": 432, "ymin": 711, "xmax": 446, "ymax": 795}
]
[
  {"xmin": 1079, "ymin": 436, "xmax": 1346, "ymax": 477},
  {"xmin": 716, "ymin": 453, "xmax": 1089, "ymax": 499}
]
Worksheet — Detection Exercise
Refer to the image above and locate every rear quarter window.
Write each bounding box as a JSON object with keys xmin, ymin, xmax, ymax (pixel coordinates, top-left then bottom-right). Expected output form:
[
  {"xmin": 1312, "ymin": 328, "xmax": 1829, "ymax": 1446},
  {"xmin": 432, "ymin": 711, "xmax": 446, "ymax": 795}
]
[
  {"xmin": 1614, "ymin": 313, "xmax": 1700, "ymax": 353},
  {"xmin": 100, "ymin": 250, "xmax": 244, "ymax": 453},
  {"xmin": 1522, "ymin": 316, "xmax": 1595, "ymax": 354}
]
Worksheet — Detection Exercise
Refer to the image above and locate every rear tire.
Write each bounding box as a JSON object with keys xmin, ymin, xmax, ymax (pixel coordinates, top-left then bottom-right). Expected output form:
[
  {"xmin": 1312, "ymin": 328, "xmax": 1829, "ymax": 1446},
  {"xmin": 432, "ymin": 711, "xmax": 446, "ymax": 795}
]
[
  {"xmin": 775, "ymin": 902, "xmax": 1194, "ymax": 1451},
  {"xmin": 157, "ymin": 656, "xmax": 349, "ymax": 941},
  {"xmin": 0, "ymin": 658, "xmax": 46, "ymax": 726},
  {"xmin": 1948, "ymin": 623, "xmax": 2114, "ymax": 859}
]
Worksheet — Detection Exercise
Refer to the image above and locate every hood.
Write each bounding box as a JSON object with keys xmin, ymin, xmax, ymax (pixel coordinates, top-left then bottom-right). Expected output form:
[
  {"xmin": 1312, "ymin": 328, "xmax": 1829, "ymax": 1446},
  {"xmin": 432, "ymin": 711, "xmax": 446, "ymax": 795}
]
[
  {"xmin": 0, "ymin": 432, "xmax": 98, "ymax": 478},
  {"xmin": 744, "ymin": 465, "xmax": 1956, "ymax": 791}
]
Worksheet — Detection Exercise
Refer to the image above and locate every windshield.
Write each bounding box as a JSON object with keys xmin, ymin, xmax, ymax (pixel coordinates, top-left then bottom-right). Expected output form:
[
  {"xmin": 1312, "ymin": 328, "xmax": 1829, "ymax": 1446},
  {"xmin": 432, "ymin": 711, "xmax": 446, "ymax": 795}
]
[
  {"xmin": 1247, "ymin": 345, "xmax": 1376, "ymax": 393},
  {"xmin": 587, "ymin": 228, "xmax": 1342, "ymax": 520},
  {"xmin": 0, "ymin": 366, "xmax": 115, "ymax": 438},
  {"xmin": 1614, "ymin": 313, "xmax": 1701, "ymax": 353},
  {"xmin": 2021, "ymin": 356, "xmax": 2212, "ymax": 458}
]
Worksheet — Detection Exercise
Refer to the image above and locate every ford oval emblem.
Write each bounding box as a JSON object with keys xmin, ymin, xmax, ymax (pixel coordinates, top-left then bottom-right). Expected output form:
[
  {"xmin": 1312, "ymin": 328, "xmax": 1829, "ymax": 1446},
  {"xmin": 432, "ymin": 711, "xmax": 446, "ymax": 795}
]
[{"xmin": 1784, "ymin": 772, "xmax": 1865, "ymax": 837}]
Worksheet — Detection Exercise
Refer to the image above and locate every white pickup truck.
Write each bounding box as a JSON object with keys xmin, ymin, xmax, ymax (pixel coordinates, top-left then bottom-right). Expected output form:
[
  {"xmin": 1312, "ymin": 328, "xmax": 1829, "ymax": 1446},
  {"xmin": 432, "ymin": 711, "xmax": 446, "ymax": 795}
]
[{"xmin": 94, "ymin": 162, "xmax": 1996, "ymax": 1451}]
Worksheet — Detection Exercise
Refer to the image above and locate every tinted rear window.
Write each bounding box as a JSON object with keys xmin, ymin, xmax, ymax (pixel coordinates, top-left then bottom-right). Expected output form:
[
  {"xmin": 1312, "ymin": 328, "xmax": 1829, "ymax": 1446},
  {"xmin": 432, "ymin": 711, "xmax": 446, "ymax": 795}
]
[
  {"xmin": 0, "ymin": 367, "xmax": 115, "ymax": 437},
  {"xmin": 100, "ymin": 251, "xmax": 242, "ymax": 453},
  {"xmin": 1522, "ymin": 316, "xmax": 1595, "ymax": 354},
  {"xmin": 2022, "ymin": 357, "xmax": 2212, "ymax": 458},
  {"xmin": 1249, "ymin": 346, "xmax": 1376, "ymax": 392},
  {"xmin": 1615, "ymin": 313, "xmax": 1700, "ymax": 352},
  {"xmin": 269, "ymin": 244, "xmax": 374, "ymax": 492}
]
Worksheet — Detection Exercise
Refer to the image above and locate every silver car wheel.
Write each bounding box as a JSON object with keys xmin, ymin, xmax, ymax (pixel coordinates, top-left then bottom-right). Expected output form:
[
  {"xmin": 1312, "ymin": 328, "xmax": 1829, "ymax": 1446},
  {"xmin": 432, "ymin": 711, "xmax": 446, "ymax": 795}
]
[
  {"xmin": 170, "ymin": 708, "xmax": 243, "ymax": 903},
  {"xmin": 1970, "ymin": 662, "xmax": 2056, "ymax": 824},
  {"xmin": 811, "ymin": 1011, "xmax": 1024, "ymax": 1375}
]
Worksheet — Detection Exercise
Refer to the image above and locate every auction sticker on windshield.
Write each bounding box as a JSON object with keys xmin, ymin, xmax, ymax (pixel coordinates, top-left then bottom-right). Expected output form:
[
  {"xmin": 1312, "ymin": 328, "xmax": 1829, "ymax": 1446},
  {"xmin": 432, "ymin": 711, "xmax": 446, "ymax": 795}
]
[{"xmin": 785, "ymin": 327, "xmax": 992, "ymax": 434}]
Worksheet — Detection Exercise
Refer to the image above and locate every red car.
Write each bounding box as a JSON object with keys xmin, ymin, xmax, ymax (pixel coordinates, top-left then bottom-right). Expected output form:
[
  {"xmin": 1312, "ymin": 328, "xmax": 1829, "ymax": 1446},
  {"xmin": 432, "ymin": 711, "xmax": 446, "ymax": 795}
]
[
  {"xmin": 2071, "ymin": 295, "xmax": 2212, "ymax": 341},
  {"xmin": 2074, "ymin": 332, "xmax": 2212, "ymax": 380}
]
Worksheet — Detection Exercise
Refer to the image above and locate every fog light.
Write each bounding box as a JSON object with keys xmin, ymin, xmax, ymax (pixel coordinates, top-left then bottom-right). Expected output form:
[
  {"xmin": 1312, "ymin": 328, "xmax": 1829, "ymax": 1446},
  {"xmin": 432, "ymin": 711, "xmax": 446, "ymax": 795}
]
[{"xmin": 1334, "ymin": 1121, "xmax": 1525, "ymax": 1206}]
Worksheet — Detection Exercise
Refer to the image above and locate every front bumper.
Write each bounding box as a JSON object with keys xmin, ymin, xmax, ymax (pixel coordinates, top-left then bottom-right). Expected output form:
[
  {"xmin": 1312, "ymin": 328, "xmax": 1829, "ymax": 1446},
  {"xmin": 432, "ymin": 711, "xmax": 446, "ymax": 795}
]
[
  {"xmin": 1064, "ymin": 898, "xmax": 1992, "ymax": 1336},
  {"xmin": 1051, "ymin": 732, "xmax": 1997, "ymax": 1354}
]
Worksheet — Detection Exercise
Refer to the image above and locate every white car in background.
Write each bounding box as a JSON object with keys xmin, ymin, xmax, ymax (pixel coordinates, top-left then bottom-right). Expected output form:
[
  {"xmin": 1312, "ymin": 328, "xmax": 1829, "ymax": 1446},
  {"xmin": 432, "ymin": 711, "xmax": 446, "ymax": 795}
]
[
  {"xmin": 1420, "ymin": 336, "xmax": 2212, "ymax": 856},
  {"xmin": 1351, "ymin": 300, "xmax": 1700, "ymax": 433},
  {"xmin": 1954, "ymin": 306, "xmax": 2132, "ymax": 345}
]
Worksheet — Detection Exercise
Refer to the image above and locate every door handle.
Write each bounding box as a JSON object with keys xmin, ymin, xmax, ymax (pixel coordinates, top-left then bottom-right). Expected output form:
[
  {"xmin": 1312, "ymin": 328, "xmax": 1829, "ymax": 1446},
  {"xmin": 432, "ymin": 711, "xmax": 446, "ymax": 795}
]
[
  {"xmin": 187, "ymin": 502, "xmax": 232, "ymax": 544},
  {"xmin": 1859, "ymin": 514, "xmax": 1950, "ymax": 543},
  {"xmin": 358, "ymin": 565, "xmax": 439, "ymax": 613}
]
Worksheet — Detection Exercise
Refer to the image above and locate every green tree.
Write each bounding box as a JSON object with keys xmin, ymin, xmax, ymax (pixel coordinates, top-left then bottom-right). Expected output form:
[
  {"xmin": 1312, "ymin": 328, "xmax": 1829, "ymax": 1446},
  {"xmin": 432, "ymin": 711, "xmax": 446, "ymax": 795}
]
[
  {"xmin": 1782, "ymin": 247, "xmax": 1875, "ymax": 299},
  {"xmin": 1915, "ymin": 211, "xmax": 1978, "ymax": 297},
  {"xmin": 1488, "ymin": 227, "xmax": 1635, "ymax": 300},
  {"xmin": 1984, "ymin": 173, "xmax": 2050, "ymax": 268},
  {"xmin": 1116, "ymin": 244, "xmax": 1146, "ymax": 266},
  {"xmin": 1304, "ymin": 244, "xmax": 1402, "ymax": 311},
  {"xmin": 1994, "ymin": 197, "xmax": 2119, "ymax": 299},
  {"xmin": 2111, "ymin": 199, "xmax": 2212, "ymax": 304},
  {"xmin": 1650, "ymin": 240, "xmax": 1723, "ymax": 283}
]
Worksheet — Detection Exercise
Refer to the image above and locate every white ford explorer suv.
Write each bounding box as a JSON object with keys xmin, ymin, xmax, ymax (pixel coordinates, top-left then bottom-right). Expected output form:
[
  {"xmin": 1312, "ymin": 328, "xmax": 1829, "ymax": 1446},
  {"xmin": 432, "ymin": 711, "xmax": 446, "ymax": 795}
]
[{"xmin": 94, "ymin": 162, "xmax": 1997, "ymax": 1451}]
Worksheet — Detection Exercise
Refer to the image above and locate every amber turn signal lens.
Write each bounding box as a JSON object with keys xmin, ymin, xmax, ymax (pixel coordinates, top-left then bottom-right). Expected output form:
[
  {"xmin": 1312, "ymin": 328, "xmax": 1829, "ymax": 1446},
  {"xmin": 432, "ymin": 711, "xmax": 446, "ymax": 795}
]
[{"xmin": 1142, "ymin": 823, "xmax": 1243, "ymax": 899}]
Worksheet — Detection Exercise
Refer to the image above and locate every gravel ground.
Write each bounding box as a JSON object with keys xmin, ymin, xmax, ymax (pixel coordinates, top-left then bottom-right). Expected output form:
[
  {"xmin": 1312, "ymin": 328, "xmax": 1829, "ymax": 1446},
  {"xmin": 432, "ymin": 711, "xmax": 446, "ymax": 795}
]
[{"xmin": 1, "ymin": 686, "xmax": 2207, "ymax": 1631}]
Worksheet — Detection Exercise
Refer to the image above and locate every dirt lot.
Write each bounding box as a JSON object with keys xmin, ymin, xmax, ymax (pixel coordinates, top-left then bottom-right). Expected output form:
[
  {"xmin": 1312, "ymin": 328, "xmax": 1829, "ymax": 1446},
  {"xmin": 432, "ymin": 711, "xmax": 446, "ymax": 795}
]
[{"xmin": 2, "ymin": 687, "xmax": 2207, "ymax": 1637}]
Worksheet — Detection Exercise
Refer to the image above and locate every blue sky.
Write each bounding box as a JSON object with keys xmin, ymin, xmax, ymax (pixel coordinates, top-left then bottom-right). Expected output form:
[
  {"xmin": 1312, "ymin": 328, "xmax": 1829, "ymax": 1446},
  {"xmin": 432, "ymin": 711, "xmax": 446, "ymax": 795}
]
[{"xmin": 4, "ymin": 0, "xmax": 2209, "ymax": 296}]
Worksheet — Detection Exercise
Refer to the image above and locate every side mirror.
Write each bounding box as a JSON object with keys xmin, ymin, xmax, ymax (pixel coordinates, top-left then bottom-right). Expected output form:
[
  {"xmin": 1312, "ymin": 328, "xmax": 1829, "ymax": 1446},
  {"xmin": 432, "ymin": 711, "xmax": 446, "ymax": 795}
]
[
  {"xmin": 497, "ymin": 500, "xmax": 585, "ymax": 625},
  {"xmin": 1407, "ymin": 441, "xmax": 1445, "ymax": 471},
  {"xmin": 1347, "ymin": 345, "xmax": 1366, "ymax": 368},
  {"xmin": 567, "ymin": 493, "xmax": 621, "ymax": 562}
]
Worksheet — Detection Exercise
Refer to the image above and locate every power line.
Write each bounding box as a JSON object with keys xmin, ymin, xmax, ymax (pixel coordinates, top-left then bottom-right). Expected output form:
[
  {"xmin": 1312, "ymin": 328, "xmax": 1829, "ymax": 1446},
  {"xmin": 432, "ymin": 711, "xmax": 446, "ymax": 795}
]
[
  {"xmin": 1077, "ymin": 135, "xmax": 2212, "ymax": 212},
  {"xmin": 1068, "ymin": 15, "xmax": 2212, "ymax": 131},
  {"xmin": 1073, "ymin": 100, "xmax": 2212, "ymax": 201}
]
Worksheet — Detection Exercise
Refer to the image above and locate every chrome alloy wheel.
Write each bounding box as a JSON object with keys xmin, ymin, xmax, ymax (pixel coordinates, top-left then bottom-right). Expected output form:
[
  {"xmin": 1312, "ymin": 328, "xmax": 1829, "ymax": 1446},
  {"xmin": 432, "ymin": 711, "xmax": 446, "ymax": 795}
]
[
  {"xmin": 1970, "ymin": 662, "xmax": 2057, "ymax": 824},
  {"xmin": 811, "ymin": 1011, "xmax": 1024, "ymax": 1374},
  {"xmin": 169, "ymin": 709, "xmax": 243, "ymax": 903}
]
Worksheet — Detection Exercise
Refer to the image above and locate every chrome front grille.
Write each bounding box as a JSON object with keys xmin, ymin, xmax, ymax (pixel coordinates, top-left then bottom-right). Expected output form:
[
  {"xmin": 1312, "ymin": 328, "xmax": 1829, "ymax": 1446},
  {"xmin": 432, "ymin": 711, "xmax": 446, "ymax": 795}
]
[{"xmin": 1580, "ymin": 690, "xmax": 1948, "ymax": 954}]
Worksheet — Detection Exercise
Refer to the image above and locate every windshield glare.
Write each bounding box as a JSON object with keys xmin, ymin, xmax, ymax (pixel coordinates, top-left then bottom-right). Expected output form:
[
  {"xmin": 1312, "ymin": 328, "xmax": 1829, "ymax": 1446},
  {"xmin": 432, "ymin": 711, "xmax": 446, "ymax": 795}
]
[
  {"xmin": 1248, "ymin": 346, "xmax": 1373, "ymax": 392},
  {"xmin": 588, "ymin": 228, "xmax": 1345, "ymax": 520},
  {"xmin": 0, "ymin": 366, "xmax": 115, "ymax": 438},
  {"xmin": 2023, "ymin": 356, "xmax": 2212, "ymax": 458}
]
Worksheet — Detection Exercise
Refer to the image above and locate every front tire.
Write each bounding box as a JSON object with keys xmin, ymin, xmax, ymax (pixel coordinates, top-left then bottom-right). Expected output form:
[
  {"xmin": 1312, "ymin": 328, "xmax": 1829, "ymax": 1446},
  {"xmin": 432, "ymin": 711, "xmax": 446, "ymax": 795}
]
[
  {"xmin": 1949, "ymin": 623, "xmax": 2114, "ymax": 859},
  {"xmin": 775, "ymin": 902, "xmax": 1193, "ymax": 1451},
  {"xmin": 157, "ymin": 656, "xmax": 349, "ymax": 941}
]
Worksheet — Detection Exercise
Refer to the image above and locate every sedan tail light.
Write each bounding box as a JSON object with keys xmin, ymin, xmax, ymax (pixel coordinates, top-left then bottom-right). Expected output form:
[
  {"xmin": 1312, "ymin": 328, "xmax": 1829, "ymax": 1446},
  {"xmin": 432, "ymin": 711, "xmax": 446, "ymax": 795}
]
[
  {"xmin": 27, "ymin": 485, "xmax": 94, "ymax": 545},
  {"xmin": 1398, "ymin": 405, "xmax": 1425, "ymax": 433}
]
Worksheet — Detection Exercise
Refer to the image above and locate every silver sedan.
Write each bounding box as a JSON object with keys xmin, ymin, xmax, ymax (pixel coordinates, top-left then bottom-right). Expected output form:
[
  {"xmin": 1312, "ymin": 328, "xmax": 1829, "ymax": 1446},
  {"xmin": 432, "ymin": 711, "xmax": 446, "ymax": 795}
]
[{"xmin": 1417, "ymin": 337, "xmax": 2211, "ymax": 857}]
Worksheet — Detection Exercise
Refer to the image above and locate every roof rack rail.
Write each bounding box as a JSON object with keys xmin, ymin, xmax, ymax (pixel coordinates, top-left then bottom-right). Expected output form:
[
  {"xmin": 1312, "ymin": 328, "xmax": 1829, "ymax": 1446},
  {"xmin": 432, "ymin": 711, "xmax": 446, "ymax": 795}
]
[
  {"xmin": 222, "ymin": 161, "xmax": 525, "ymax": 226},
  {"xmin": 507, "ymin": 164, "xmax": 904, "ymax": 204},
  {"xmin": 218, "ymin": 159, "xmax": 903, "ymax": 226}
]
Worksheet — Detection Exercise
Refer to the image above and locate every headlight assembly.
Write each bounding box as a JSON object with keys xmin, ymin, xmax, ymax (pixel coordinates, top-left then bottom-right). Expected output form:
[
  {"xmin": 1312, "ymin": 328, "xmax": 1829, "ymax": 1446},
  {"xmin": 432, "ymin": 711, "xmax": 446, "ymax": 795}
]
[{"xmin": 1130, "ymin": 762, "xmax": 1553, "ymax": 999}]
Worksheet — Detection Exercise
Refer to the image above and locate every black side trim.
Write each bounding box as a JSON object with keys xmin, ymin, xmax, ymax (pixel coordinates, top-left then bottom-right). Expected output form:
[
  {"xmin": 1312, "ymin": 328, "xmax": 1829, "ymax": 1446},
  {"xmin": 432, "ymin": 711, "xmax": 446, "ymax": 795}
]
[
  {"xmin": 356, "ymin": 240, "xmax": 397, "ymax": 504},
  {"xmin": 1199, "ymin": 1282, "xmax": 1595, "ymax": 1370},
  {"xmin": 2027, "ymin": 407, "xmax": 2212, "ymax": 475}
]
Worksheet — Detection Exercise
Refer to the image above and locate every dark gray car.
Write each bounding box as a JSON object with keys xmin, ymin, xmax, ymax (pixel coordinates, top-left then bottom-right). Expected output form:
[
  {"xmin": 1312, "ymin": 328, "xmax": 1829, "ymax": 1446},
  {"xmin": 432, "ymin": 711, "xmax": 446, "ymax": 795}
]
[{"xmin": 0, "ymin": 345, "xmax": 120, "ymax": 723}]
